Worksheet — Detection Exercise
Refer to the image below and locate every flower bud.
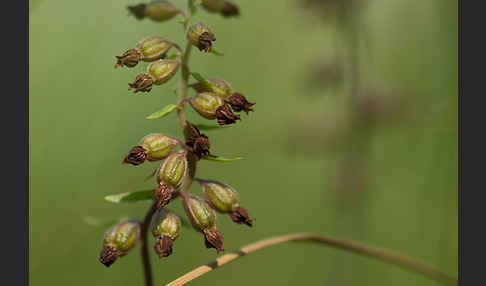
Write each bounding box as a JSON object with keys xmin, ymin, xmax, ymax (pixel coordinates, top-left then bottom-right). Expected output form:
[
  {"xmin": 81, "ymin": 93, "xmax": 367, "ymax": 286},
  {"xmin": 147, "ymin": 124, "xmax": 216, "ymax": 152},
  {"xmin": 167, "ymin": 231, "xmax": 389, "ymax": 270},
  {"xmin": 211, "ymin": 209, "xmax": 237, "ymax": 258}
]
[
  {"xmin": 156, "ymin": 151, "xmax": 188, "ymax": 189},
  {"xmin": 99, "ymin": 221, "xmax": 141, "ymax": 267},
  {"xmin": 182, "ymin": 193, "xmax": 224, "ymax": 252},
  {"xmin": 201, "ymin": 0, "xmax": 225, "ymax": 13},
  {"xmin": 140, "ymin": 133, "xmax": 179, "ymax": 161},
  {"xmin": 128, "ymin": 1, "xmax": 181, "ymax": 22},
  {"xmin": 187, "ymin": 23, "xmax": 216, "ymax": 52},
  {"xmin": 191, "ymin": 78, "xmax": 233, "ymax": 99},
  {"xmin": 225, "ymin": 92, "xmax": 255, "ymax": 114},
  {"xmin": 189, "ymin": 92, "xmax": 224, "ymax": 119},
  {"xmin": 221, "ymin": 1, "xmax": 240, "ymax": 17},
  {"xmin": 200, "ymin": 179, "xmax": 253, "ymax": 226},
  {"xmin": 128, "ymin": 60, "xmax": 180, "ymax": 94},
  {"xmin": 215, "ymin": 104, "xmax": 241, "ymax": 125},
  {"xmin": 150, "ymin": 209, "xmax": 181, "ymax": 258}
]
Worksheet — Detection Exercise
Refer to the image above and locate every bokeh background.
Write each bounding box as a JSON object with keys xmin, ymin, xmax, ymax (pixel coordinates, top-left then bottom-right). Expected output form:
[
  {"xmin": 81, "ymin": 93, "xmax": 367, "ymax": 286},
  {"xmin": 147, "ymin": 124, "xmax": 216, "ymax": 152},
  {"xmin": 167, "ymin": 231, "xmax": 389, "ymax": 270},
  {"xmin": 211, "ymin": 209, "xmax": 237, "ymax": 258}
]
[{"xmin": 29, "ymin": 0, "xmax": 457, "ymax": 285}]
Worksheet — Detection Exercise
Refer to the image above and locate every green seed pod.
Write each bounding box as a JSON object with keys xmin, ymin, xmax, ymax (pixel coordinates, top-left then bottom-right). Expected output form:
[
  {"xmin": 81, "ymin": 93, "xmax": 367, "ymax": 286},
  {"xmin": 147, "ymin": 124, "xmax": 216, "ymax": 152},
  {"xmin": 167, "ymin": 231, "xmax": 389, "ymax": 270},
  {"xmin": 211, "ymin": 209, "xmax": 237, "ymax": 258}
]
[
  {"xmin": 140, "ymin": 133, "xmax": 179, "ymax": 161},
  {"xmin": 199, "ymin": 179, "xmax": 254, "ymax": 227},
  {"xmin": 192, "ymin": 78, "xmax": 233, "ymax": 99},
  {"xmin": 99, "ymin": 221, "xmax": 141, "ymax": 267},
  {"xmin": 150, "ymin": 209, "xmax": 181, "ymax": 240},
  {"xmin": 201, "ymin": 0, "xmax": 225, "ymax": 13},
  {"xmin": 137, "ymin": 36, "xmax": 173, "ymax": 62},
  {"xmin": 146, "ymin": 1, "xmax": 181, "ymax": 22},
  {"xmin": 156, "ymin": 150, "xmax": 188, "ymax": 189},
  {"xmin": 189, "ymin": 92, "xmax": 224, "ymax": 119},
  {"xmin": 186, "ymin": 23, "xmax": 216, "ymax": 52},
  {"xmin": 150, "ymin": 209, "xmax": 182, "ymax": 258},
  {"xmin": 147, "ymin": 59, "xmax": 180, "ymax": 85},
  {"xmin": 200, "ymin": 180, "xmax": 239, "ymax": 213},
  {"xmin": 182, "ymin": 194, "xmax": 216, "ymax": 231}
]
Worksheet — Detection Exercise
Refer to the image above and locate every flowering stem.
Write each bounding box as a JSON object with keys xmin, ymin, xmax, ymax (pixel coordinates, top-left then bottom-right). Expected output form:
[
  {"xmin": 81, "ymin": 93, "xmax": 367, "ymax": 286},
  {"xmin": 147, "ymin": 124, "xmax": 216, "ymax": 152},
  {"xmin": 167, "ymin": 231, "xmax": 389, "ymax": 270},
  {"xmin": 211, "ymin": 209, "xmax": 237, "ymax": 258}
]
[
  {"xmin": 141, "ymin": 202, "xmax": 157, "ymax": 286},
  {"xmin": 165, "ymin": 233, "xmax": 457, "ymax": 286}
]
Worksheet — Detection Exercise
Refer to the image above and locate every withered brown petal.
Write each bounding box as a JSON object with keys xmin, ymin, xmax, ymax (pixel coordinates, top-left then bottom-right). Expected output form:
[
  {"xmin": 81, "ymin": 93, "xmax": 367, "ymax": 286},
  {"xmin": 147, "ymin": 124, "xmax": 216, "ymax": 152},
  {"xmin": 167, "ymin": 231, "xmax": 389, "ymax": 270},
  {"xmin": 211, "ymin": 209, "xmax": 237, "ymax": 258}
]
[
  {"xmin": 225, "ymin": 93, "xmax": 255, "ymax": 114},
  {"xmin": 154, "ymin": 235, "xmax": 174, "ymax": 258},
  {"xmin": 123, "ymin": 146, "xmax": 148, "ymax": 166},
  {"xmin": 99, "ymin": 245, "xmax": 120, "ymax": 267},
  {"xmin": 203, "ymin": 228, "xmax": 224, "ymax": 253},
  {"xmin": 215, "ymin": 104, "xmax": 241, "ymax": 125},
  {"xmin": 198, "ymin": 32, "xmax": 216, "ymax": 52},
  {"xmin": 221, "ymin": 2, "xmax": 240, "ymax": 17},
  {"xmin": 127, "ymin": 4, "xmax": 147, "ymax": 20},
  {"xmin": 155, "ymin": 184, "xmax": 173, "ymax": 210},
  {"xmin": 114, "ymin": 48, "xmax": 142, "ymax": 68},
  {"xmin": 229, "ymin": 206, "xmax": 253, "ymax": 227},
  {"xmin": 128, "ymin": 74, "xmax": 153, "ymax": 93}
]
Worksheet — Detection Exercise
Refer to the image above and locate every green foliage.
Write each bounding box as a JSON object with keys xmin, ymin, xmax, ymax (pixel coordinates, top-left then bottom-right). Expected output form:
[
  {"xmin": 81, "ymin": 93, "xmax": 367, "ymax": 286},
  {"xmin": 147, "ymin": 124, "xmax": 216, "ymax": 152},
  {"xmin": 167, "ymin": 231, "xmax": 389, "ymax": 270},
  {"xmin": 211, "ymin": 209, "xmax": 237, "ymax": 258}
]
[
  {"xmin": 146, "ymin": 104, "xmax": 178, "ymax": 120},
  {"xmin": 202, "ymin": 154, "xmax": 243, "ymax": 162},
  {"xmin": 104, "ymin": 190, "xmax": 155, "ymax": 203}
]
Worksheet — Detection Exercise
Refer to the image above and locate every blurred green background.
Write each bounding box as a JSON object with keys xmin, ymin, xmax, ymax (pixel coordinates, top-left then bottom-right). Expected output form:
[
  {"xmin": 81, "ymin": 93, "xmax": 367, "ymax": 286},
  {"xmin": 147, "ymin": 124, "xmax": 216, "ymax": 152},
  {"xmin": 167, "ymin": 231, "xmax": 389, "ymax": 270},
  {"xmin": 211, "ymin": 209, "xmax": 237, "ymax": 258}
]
[{"xmin": 29, "ymin": 0, "xmax": 457, "ymax": 285}]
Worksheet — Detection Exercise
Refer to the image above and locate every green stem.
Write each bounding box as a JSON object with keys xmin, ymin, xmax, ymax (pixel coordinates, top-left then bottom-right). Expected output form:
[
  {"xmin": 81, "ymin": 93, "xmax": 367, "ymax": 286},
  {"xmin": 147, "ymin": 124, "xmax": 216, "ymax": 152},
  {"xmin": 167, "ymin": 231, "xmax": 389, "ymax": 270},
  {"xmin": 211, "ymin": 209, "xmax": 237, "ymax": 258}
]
[{"xmin": 141, "ymin": 202, "xmax": 157, "ymax": 286}]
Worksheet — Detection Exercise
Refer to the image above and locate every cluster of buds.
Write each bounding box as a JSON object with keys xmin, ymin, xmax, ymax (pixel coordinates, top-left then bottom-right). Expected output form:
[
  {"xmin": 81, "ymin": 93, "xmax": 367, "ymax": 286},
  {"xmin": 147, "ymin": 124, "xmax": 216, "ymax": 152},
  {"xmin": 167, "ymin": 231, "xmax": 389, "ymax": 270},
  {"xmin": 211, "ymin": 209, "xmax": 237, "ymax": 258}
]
[
  {"xmin": 99, "ymin": 221, "xmax": 141, "ymax": 267},
  {"xmin": 189, "ymin": 78, "xmax": 255, "ymax": 125},
  {"xmin": 201, "ymin": 0, "xmax": 240, "ymax": 18},
  {"xmin": 102, "ymin": 0, "xmax": 255, "ymax": 269}
]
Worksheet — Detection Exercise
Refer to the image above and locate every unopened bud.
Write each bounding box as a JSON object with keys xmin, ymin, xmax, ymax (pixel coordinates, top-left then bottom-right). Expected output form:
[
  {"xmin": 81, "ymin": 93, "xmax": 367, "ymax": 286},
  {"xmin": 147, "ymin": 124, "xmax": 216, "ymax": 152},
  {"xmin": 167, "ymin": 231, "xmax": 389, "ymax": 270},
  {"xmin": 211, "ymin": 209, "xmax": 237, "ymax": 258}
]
[
  {"xmin": 182, "ymin": 193, "xmax": 224, "ymax": 252},
  {"xmin": 201, "ymin": 0, "xmax": 225, "ymax": 13},
  {"xmin": 215, "ymin": 104, "xmax": 241, "ymax": 125},
  {"xmin": 128, "ymin": 1, "xmax": 181, "ymax": 22},
  {"xmin": 187, "ymin": 23, "xmax": 216, "ymax": 52},
  {"xmin": 225, "ymin": 93, "xmax": 255, "ymax": 114},
  {"xmin": 128, "ymin": 60, "xmax": 180, "ymax": 94},
  {"xmin": 189, "ymin": 92, "xmax": 224, "ymax": 119},
  {"xmin": 140, "ymin": 133, "xmax": 179, "ymax": 161},
  {"xmin": 200, "ymin": 179, "xmax": 253, "ymax": 226},
  {"xmin": 156, "ymin": 151, "xmax": 188, "ymax": 189},
  {"xmin": 191, "ymin": 78, "xmax": 233, "ymax": 99},
  {"xmin": 99, "ymin": 221, "xmax": 141, "ymax": 267},
  {"xmin": 137, "ymin": 36, "xmax": 174, "ymax": 61},
  {"xmin": 150, "ymin": 209, "xmax": 181, "ymax": 258}
]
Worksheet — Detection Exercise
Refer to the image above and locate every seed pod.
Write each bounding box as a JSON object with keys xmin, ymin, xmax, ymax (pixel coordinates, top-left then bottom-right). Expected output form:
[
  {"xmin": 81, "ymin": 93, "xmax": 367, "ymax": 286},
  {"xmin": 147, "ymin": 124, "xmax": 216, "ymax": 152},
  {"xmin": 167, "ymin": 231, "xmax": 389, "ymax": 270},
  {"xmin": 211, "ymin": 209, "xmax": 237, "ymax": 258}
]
[
  {"xmin": 221, "ymin": 1, "xmax": 240, "ymax": 17},
  {"xmin": 200, "ymin": 179, "xmax": 253, "ymax": 227},
  {"xmin": 189, "ymin": 92, "xmax": 224, "ymax": 119},
  {"xmin": 186, "ymin": 23, "xmax": 216, "ymax": 52},
  {"xmin": 156, "ymin": 150, "xmax": 188, "ymax": 189},
  {"xmin": 191, "ymin": 78, "xmax": 233, "ymax": 99},
  {"xmin": 201, "ymin": 0, "xmax": 225, "ymax": 13},
  {"xmin": 128, "ymin": 1, "xmax": 181, "ymax": 22},
  {"xmin": 140, "ymin": 133, "xmax": 179, "ymax": 161},
  {"xmin": 150, "ymin": 209, "xmax": 181, "ymax": 258},
  {"xmin": 99, "ymin": 221, "xmax": 141, "ymax": 267},
  {"xmin": 128, "ymin": 60, "xmax": 180, "ymax": 94},
  {"xmin": 182, "ymin": 193, "xmax": 224, "ymax": 252},
  {"xmin": 137, "ymin": 36, "xmax": 173, "ymax": 62}
]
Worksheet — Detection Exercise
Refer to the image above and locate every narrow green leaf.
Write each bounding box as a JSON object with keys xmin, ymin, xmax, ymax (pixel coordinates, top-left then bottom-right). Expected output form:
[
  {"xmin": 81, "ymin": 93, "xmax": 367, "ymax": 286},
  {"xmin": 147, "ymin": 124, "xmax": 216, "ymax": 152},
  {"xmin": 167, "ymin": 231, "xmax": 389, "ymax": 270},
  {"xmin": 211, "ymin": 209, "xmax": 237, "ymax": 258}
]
[
  {"xmin": 146, "ymin": 104, "xmax": 178, "ymax": 120},
  {"xmin": 104, "ymin": 189, "xmax": 155, "ymax": 203},
  {"xmin": 190, "ymin": 72, "xmax": 213, "ymax": 89},
  {"xmin": 144, "ymin": 168, "xmax": 158, "ymax": 182},
  {"xmin": 201, "ymin": 154, "xmax": 243, "ymax": 162},
  {"xmin": 210, "ymin": 48, "xmax": 224, "ymax": 56},
  {"xmin": 195, "ymin": 124, "xmax": 233, "ymax": 131}
]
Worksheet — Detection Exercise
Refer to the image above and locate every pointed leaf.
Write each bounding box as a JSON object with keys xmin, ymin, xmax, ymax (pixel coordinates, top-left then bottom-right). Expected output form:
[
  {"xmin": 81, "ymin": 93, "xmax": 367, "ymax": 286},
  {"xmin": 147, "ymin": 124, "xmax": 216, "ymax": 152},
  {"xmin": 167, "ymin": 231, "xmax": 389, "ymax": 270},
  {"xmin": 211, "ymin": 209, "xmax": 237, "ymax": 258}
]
[
  {"xmin": 201, "ymin": 154, "xmax": 243, "ymax": 162},
  {"xmin": 104, "ymin": 189, "xmax": 155, "ymax": 203},
  {"xmin": 195, "ymin": 124, "xmax": 233, "ymax": 131},
  {"xmin": 144, "ymin": 168, "xmax": 158, "ymax": 182},
  {"xmin": 146, "ymin": 104, "xmax": 178, "ymax": 120},
  {"xmin": 210, "ymin": 48, "xmax": 224, "ymax": 56},
  {"xmin": 190, "ymin": 72, "xmax": 213, "ymax": 89}
]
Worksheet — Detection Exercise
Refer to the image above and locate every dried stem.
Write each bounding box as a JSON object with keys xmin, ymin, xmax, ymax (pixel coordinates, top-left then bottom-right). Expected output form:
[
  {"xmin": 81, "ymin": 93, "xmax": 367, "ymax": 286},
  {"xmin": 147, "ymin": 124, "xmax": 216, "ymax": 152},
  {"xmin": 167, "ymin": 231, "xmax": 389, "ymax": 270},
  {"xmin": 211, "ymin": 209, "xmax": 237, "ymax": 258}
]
[
  {"xmin": 165, "ymin": 233, "xmax": 457, "ymax": 286},
  {"xmin": 141, "ymin": 202, "xmax": 157, "ymax": 286}
]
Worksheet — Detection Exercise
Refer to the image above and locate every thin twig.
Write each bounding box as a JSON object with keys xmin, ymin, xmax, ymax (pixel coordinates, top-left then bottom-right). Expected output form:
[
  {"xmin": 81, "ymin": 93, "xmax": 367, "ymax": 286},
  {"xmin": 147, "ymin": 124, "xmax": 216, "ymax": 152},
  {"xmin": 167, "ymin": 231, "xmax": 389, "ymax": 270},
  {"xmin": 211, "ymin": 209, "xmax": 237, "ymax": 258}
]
[
  {"xmin": 165, "ymin": 233, "xmax": 457, "ymax": 286},
  {"xmin": 140, "ymin": 202, "xmax": 157, "ymax": 286}
]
